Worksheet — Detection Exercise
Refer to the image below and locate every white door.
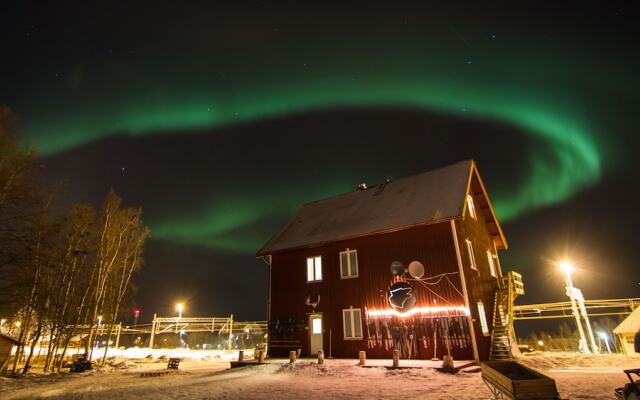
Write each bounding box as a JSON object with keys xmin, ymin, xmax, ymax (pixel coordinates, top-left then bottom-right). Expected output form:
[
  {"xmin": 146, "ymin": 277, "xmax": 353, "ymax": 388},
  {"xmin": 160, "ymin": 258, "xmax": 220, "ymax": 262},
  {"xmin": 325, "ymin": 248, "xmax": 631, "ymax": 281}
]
[{"xmin": 309, "ymin": 313, "xmax": 323, "ymax": 355}]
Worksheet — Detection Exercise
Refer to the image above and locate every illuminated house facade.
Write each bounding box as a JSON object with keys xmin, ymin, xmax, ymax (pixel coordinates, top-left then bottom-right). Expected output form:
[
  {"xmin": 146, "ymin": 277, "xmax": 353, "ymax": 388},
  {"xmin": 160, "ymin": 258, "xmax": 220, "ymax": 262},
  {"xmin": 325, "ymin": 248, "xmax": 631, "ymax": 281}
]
[{"xmin": 257, "ymin": 160, "xmax": 508, "ymax": 361}]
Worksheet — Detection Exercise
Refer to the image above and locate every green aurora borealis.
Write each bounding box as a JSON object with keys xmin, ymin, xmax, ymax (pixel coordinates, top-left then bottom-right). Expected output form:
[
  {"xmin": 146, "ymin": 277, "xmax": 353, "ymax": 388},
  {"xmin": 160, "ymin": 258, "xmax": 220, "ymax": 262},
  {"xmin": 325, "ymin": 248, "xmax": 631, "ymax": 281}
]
[{"xmin": 6, "ymin": 5, "xmax": 637, "ymax": 255}]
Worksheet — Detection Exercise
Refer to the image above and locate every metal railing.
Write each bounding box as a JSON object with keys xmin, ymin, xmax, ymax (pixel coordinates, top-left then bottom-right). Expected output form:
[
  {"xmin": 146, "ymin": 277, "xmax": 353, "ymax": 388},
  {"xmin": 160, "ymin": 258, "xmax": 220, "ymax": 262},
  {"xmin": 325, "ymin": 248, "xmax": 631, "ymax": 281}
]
[{"xmin": 513, "ymin": 298, "xmax": 640, "ymax": 320}]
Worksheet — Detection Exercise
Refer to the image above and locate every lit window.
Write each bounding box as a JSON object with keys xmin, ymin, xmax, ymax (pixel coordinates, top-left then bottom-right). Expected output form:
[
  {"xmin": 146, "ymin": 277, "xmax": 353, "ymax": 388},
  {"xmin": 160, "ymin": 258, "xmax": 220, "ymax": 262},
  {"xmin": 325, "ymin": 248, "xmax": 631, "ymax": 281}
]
[
  {"xmin": 340, "ymin": 249, "xmax": 359, "ymax": 278},
  {"xmin": 487, "ymin": 250, "xmax": 497, "ymax": 277},
  {"xmin": 342, "ymin": 307, "xmax": 363, "ymax": 339},
  {"xmin": 477, "ymin": 302, "xmax": 490, "ymax": 336},
  {"xmin": 465, "ymin": 239, "xmax": 477, "ymax": 270},
  {"xmin": 307, "ymin": 256, "xmax": 322, "ymax": 282},
  {"xmin": 312, "ymin": 318, "xmax": 322, "ymax": 334},
  {"xmin": 466, "ymin": 194, "xmax": 477, "ymax": 219}
]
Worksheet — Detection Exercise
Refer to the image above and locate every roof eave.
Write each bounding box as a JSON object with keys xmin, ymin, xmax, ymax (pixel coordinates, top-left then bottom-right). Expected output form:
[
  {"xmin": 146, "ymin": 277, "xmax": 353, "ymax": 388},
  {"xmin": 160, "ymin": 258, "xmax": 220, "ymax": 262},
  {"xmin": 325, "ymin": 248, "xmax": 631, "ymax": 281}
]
[
  {"xmin": 469, "ymin": 160, "xmax": 508, "ymax": 250},
  {"xmin": 257, "ymin": 216, "xmax": 458, "ymax": 256}
]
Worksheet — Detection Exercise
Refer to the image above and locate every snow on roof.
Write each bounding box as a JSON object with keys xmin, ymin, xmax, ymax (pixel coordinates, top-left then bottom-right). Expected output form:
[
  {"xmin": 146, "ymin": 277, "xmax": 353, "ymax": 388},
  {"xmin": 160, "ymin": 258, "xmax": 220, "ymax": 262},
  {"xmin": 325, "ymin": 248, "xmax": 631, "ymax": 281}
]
[
  {"xmin": 613, "ymin": 306, "xmax": 640, "ymax": 334},
  {"xmin": 258, "ymin": 160, "xmax": 474, "ymax": 255}
]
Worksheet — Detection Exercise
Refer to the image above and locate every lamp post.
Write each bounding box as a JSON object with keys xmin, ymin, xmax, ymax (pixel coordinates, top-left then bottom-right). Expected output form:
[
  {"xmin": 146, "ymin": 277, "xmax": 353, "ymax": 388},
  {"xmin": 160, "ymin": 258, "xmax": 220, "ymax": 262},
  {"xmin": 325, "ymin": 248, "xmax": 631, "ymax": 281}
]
[
  {"xmin": 175, "ymin": 303, "xmax": 184, "ymax": 346},
  {"xmin": 559, "ymin": 261, "xmax": 597, "ymax": 353}
]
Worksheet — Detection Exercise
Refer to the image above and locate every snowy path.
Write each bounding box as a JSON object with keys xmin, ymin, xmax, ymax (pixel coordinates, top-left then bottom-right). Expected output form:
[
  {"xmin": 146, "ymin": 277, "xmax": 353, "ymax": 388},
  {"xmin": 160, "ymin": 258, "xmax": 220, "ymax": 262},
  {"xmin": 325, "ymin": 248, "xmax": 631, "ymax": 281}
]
[{"xmin": 0, "ymin": 357, "xmax": 634, "ymax": 399}]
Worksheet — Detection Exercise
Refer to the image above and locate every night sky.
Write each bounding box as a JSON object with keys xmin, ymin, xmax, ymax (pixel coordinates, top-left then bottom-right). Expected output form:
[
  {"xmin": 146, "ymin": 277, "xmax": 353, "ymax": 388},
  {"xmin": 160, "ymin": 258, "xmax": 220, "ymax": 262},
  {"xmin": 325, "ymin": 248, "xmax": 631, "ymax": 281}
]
[{"xmin": 2, "ymin": 2, "xmax": 638, "ymax": 323}]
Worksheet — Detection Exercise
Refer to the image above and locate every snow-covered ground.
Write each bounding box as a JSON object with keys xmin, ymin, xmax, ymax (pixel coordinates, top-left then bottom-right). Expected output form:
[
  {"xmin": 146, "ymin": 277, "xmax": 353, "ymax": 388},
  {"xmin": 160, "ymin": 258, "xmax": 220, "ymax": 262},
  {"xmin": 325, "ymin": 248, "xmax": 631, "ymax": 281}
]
[{"xmin": 1, "ymin": 352, "xmax": 638, "ymax": 399}]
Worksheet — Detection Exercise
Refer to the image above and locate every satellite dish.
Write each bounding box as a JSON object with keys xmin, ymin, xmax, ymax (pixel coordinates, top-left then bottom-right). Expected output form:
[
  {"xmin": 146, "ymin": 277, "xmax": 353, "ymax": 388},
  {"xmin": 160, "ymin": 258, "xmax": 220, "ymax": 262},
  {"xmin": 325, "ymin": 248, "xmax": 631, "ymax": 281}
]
[
  {"xmin": 390, "ymin": 261, "xmax": 406, "ymax": 276},
  {"xmin": 408, "ymin": 261, "xmax": 425, "ymax": 279},
  {"xmin": 388, "ymin": 282, "xmax": 417, "ymax": 312}
]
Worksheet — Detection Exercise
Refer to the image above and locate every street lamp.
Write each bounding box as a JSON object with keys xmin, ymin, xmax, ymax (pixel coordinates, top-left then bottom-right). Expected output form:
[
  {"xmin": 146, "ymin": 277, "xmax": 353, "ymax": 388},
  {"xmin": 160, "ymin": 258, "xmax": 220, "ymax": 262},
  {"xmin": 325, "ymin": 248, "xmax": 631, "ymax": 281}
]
[
  {"xmin": 558, "ymin": 260, "xmax": 597, "ymax": 353},
  {"xmin": 175, "ymin": 303, "xmax": 184, "ymax": 342}
]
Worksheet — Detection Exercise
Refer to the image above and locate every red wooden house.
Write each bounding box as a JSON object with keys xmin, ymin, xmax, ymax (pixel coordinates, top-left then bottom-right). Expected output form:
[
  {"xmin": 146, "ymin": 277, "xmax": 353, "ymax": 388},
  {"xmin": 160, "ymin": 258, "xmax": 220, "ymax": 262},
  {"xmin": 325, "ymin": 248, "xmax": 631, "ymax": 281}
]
[{"xmin": 257, "ymin": 160, "xmax": 510, "ymax": 361}]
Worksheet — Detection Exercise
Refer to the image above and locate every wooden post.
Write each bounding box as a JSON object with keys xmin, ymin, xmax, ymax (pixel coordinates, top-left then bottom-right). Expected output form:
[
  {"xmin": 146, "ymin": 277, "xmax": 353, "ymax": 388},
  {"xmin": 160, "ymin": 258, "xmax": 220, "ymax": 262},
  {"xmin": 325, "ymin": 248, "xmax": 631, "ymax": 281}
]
[
  {"xmin": 238, "ymin": 350, "xmax": 244, "ymax": 361},
  {"xmin": 392, "ymin": 349, "xmax": 400, "ymax": 368},
  {"xmin": 258, "ymin": 349, "xmax": 266, "ymax": 362},
  {"xmin": 358, "ymin": 351, "xmax": 366, "ymax": 366},
  {"xmin": 442, "ymin": 355, "xmax": 455, "ymax": 372},
  {"xmin": 317, "ymin": 350, "xmax": 324, "ymax": 365},
  {"xmin": 289, "ymin": 350, "xmax": 297, "ymax": 363}
]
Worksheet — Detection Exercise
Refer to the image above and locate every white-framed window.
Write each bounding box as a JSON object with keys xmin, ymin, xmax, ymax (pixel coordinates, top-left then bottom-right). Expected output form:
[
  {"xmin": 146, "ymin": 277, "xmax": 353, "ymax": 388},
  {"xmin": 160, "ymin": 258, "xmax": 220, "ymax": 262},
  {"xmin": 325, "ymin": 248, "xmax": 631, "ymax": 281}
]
[
  {"xmin": 339, "ymin": 249, "xmax": 359, "ymax": 279},
  {"xmin": 487, "ymin": 250, "xmax": 497, "ymax": 277},
  {"xmin": 466, "ymin": 194, "xmax": 477, "ymax": 220},
  {"xmin": 342, "ymin": 307, "xmax": 363, "ymax": 340},
  {"xmin": 306, "ymin": 256, "xmax": 322, "ymax": 282},
  {"xmin": 477, "ymin": 301, "xmax": 490, "ymax": 336},
  {"xmin": 465, "ymin": 239, "xmax": 477, "ymax": 270}
]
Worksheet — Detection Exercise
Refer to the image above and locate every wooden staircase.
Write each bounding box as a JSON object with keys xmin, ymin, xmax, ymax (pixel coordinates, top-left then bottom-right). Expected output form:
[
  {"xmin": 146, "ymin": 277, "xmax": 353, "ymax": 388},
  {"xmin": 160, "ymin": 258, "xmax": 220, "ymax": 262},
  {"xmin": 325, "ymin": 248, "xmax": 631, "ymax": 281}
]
[{"xmin": 489, "ymin": 271, "xmax": 524, "ymax": 360}]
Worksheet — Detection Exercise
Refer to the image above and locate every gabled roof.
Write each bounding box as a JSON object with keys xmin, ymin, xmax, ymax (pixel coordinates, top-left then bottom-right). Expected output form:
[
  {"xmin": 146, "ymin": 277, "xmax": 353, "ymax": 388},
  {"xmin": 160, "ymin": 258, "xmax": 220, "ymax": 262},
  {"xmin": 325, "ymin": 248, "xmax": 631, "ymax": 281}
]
[
  {"xmin": 614, "ymin": 306, "xmax": 640, "ymax": 334},
  {"xmin": 0, "ymin": 332, "xmax": 22, "ymax": 345},
  {"xmin": 257, "ymin": 159, "xmax": 507, "ymax": 256}
]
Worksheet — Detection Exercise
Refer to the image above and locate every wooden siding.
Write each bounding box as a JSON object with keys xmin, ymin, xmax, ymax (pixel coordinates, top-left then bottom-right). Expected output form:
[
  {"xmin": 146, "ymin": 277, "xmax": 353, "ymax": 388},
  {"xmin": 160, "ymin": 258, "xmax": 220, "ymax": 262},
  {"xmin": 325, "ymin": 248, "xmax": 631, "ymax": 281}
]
[
  {"xmin": 0, "ymin": 337, "xmax": 16, "ymax": 373},
  {"xmin": 268, "ymin": 220, "xmax": 492, "ymax": 360},
  {"xmin": 454, "ymin": 173, "xmax": 504, "ymax": 360}
]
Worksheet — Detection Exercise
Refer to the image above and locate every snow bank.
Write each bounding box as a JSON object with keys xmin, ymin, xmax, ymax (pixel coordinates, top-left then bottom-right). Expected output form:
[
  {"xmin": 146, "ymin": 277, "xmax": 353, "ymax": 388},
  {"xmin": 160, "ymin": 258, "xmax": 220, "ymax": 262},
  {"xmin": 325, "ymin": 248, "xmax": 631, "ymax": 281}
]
[
  {"xmin": 518, "ymin": 351, "xmax": 640, "ymax": 370},
  {"xmin": 99, "ymin": 347, "xmax": 252, "ymax": 361},
  {"xmin": 1, "ymin": 354, "xmax": 636, "ymax": 399}
]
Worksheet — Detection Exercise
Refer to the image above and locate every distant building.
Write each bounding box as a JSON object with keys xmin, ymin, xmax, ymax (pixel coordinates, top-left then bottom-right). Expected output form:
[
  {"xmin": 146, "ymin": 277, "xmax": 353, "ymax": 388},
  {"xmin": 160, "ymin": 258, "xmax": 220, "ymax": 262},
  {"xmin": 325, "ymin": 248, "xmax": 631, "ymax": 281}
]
[
  {"xmin": 613, "ymin": 306, "xmax": 640, "ymax": 355},
  {"xmin": 257, "ymin": 160, "xmax": 511, "ymax": 361},
  {"xmin": 0, "ymin": 333, "xmax": 22, "ymax": 374}
]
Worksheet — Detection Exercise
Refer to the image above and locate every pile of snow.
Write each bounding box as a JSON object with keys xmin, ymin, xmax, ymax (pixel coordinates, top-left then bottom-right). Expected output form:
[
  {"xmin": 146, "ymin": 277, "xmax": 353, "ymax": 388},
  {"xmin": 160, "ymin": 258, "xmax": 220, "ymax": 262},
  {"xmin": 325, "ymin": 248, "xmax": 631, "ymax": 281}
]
[
  {"xmin": 101, "ymin": 347, "xmax": 252, "ymax": 361},
  {"xmin": 518, "ymin": 351, "xmax": 640, "ymax": 370},
  {"xmin": 1, "ymin": 355, "xmax": 636, "ymax": 399}
]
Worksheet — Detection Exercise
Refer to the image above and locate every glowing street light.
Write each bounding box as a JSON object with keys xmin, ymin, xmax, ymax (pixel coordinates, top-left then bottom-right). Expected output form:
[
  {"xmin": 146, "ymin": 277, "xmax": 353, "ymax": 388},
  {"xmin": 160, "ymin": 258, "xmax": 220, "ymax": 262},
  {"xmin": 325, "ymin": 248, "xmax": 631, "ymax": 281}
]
[
  {"xmin": 175, "ymin": 303, "xmax": 184, "ymax": 339},
  {"xmin": 15, "ymin": 321, "xmax": 21, "ymax": 328},
  {"xmin": 557, "ymin": 260, "xmax": 597, "ymax": 353},
  {"xmin": 537, "ymin": 340, "xmax": 544, "ymax": 347},
  {"xmin": 559, "ymin": 261, "xmax": 573, "ymax": 282},
  {"xmin": 0, "ymin": 318, "xmax": 5, "ymax": 329}
]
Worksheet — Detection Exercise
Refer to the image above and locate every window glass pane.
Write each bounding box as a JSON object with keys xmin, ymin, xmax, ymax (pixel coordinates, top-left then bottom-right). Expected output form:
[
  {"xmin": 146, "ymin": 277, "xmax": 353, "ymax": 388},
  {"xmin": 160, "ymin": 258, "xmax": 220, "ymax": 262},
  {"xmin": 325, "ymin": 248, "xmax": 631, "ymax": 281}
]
[
  {"xmin": 340, "ymin": 252, "xmax": 348, "ymax": 277},
  {"xmin": 315, "ymin": 256, "xmax": 322, "ymax": 280},
  {"xmin": 312, "ymin": 318, "xmax": 322, "ymax": 334},
  {"xmin": 487, "ymin": 251, "xmax": 496, "ymax": 277},
  {"xmin": 466, "ymin": 240, "xmax": 476, "ymax": 269},
  {"xmin": 353, "ymin": 309, "xmax": 362, "ymax": 338},
  {"xmin": 349, "ymin": 251, "xmax": 358, "ymax": 276},
  {"xmin": 307, "ymin": 258, "xmax": 314, "ymax": 281},
  {"xmin": 477, "ymin": 302, "xmax": 489, "ymax": 335},
  {"xmin": 343, "ymin": 310, "xmax": 352, "ymax": 338},
  {"xmin": 467, "ymin": 195, "xmax": 476, "ymax": 219}
]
